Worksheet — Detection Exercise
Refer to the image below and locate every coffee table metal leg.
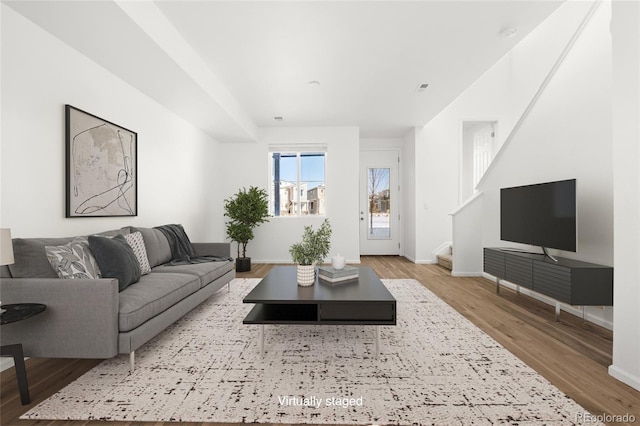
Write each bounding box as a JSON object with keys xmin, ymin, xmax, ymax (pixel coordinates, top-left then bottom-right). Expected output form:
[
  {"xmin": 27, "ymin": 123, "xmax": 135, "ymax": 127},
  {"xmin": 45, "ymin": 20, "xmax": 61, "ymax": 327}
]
[
  {"xmin": 375, "ymin": 326, "xmax": 380, "ymax": 359},
  {"xmin": 260, "ymin": 324, "xmax": 265, "ymax": 357}
]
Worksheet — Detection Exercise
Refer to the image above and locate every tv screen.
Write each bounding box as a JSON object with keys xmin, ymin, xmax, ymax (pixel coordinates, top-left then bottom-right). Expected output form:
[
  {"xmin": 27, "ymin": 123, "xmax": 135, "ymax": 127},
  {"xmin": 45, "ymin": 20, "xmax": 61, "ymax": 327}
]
[{"xmin": 500, "ymin": 179, "xmax": 576, "ymax": 252}]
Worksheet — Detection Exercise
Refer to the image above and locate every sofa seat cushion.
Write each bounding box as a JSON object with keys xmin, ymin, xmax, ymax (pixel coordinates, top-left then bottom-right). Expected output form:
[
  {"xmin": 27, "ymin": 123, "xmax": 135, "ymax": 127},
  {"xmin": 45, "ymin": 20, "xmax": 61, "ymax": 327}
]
[
  {"xmin": 118, "ymin": 272, "xmax": 200, "ymax": 332},
  {"xmin": 151, "ymin": 260, "xmax": 234, "ymax": 289}
]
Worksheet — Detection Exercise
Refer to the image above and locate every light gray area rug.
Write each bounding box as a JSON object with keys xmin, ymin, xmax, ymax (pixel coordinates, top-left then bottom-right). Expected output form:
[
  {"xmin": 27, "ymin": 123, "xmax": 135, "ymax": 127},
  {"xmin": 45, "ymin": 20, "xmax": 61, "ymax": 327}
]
[{"xmin": 23, "ymin": 278, "xmax": 601, "ymax": 425}]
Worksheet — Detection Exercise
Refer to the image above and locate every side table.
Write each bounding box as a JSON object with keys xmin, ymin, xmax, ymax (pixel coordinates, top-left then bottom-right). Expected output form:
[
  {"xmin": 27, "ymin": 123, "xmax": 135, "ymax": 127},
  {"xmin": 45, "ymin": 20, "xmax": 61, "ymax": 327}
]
[{"xmin": 1, "ymin": 303, "xmax": 46, "ymax": 405}]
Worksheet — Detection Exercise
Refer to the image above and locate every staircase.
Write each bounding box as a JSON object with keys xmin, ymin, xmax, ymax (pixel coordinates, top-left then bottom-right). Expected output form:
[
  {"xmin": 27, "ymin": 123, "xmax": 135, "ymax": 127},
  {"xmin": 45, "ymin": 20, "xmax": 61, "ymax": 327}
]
[{"xmin": 436, "ymin": 245, "xmax": 453, "ymax": 271}]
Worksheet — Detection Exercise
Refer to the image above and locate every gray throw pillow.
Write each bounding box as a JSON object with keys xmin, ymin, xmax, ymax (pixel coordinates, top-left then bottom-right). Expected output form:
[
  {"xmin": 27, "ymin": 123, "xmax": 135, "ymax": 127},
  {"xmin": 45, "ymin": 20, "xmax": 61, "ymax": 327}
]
[{"xmin": 88, "ymin": 234, "xmax": 141, "ymax": 291}]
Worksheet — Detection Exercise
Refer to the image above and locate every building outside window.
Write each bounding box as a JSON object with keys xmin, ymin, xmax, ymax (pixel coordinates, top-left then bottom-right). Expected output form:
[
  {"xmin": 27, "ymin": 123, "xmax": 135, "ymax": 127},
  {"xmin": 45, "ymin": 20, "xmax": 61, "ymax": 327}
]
[{"xmin": 270, "ymin": 151, "xmax": 326, "ymax": 216}]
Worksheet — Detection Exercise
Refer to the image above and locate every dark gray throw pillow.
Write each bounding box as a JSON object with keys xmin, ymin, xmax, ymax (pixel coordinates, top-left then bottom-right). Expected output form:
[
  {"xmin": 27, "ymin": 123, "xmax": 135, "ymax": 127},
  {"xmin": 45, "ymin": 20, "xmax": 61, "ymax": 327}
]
[{"xmin": 88, "ymin": 234, "xmax": 141, "ymax": 291}]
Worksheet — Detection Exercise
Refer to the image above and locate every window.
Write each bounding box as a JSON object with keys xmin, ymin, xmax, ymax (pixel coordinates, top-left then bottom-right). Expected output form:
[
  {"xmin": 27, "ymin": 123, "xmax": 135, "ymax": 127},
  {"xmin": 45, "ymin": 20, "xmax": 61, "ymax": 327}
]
[
  {"xmin": 270, "ymin": 151, "xmax": 326, "ymax": 216},
  {"xmin": 367, "ymin": 167, "xmax": 391, "ymax": 238}
]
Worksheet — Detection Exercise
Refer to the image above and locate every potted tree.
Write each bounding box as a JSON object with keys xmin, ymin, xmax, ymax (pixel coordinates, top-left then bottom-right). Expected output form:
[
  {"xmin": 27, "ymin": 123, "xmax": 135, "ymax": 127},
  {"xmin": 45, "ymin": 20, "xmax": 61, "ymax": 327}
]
[
  {"xmin": 289, "ymin": 219, "xmax": 332, "ymax": 286},
  {"xmin": 223, "ymin": 186, "xmax": 270, "ymax": 272}
]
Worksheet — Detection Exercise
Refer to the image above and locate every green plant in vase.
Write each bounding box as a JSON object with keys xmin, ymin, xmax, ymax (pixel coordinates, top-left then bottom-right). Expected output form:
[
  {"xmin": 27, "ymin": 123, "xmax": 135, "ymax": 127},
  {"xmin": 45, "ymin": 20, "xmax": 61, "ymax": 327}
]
[{"xmin": 289, "ymin": 219, "xmax": 332, "ymax": 286}]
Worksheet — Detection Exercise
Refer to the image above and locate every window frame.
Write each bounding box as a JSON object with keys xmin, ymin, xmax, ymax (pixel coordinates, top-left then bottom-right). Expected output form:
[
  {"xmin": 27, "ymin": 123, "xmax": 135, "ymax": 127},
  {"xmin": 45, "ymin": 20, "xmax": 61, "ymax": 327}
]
[{"xmin": 268, "ymin": 148, "xmax": 327, "ymax": 218}]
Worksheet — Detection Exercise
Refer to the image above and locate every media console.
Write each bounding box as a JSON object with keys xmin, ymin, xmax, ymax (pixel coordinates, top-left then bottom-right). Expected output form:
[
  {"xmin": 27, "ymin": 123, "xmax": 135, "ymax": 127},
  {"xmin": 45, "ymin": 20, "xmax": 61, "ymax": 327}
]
[{"xmin": 483, "ymin": 248, "xmax": 613, "ymax": 321}]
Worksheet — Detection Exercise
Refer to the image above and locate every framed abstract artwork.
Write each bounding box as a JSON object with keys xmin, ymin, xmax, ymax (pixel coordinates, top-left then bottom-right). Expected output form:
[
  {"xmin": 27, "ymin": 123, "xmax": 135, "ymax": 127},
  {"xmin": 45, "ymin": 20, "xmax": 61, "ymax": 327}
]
[{"xmin": 65, "ymin": 105, "xmax": 137, "ymax": 217}]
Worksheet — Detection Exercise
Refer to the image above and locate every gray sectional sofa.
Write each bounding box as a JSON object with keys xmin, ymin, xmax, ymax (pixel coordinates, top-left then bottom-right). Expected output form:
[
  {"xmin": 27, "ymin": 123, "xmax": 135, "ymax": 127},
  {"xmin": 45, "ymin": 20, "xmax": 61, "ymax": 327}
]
[{"xmin": 0, "ymin": 226, "xmax": 235, "ymax": 371}]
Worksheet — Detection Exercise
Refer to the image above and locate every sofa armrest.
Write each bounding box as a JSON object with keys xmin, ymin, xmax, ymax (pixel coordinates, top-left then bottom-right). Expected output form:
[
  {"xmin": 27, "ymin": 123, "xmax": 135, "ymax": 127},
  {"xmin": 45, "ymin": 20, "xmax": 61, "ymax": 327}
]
[
  {"xmin": 192, "ymin": 242, "xmax": 232, "ymax": 258},
  {"xmin": 0, "ymin": 277, "xmax": 119, "ymax": 359}
]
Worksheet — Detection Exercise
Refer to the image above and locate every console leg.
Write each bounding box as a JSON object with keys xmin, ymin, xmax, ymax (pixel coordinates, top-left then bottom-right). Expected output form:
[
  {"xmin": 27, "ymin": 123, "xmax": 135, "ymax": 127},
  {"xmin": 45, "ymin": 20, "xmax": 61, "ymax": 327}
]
[
  {"xmin": 1, "ymin": 344, "xmax": 30, "ymax": 405},
  {"xmin": 259, "ymin": 324, "xmax": 265, "ymax": 357},
  {"xmin": 555, "ymin": 302, "xmax": 561, "ymax": 322},
  {"xmin": 375, "ymin": 326, "xmax": 380, "ymax": 359},
  {"xmin": 129, "ymin": 351, "xmax": 135, "ymax": 373}
]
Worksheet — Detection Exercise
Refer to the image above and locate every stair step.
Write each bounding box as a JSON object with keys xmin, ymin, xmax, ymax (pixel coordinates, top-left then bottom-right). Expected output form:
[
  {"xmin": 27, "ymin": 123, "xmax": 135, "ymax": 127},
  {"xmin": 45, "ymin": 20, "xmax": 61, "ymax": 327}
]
[{"xmin": 437, "ymin": 253, "xmax": 453, "ymax": 270}]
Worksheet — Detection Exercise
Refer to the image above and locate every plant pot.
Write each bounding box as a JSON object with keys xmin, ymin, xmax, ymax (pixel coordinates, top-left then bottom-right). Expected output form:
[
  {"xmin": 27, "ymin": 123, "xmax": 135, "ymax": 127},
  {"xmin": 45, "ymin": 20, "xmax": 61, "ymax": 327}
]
[
  {"xmin": 296, "ymin": 264, "xmax": 315, "ymax": 286},
  {"xmin": 236, "ymin": 257, "xmax": 251, "ymax": 272}
]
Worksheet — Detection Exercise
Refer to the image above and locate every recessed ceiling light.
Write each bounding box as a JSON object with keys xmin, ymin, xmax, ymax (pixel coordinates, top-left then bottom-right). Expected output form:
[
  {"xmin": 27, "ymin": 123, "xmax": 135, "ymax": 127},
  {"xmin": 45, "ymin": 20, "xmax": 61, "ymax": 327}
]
[
  {"xmin": 308, "ymin": 80, "xmax": 320, "ymax": 87},
  {"xmin": 499, "ymin": 27, "xmax": 518, "ymax": 38},
  {"xmin": 416, "ymin": 83, "xmax": 429, "ymax": 93},
  {"xmin": 274, "ymin": 116, "xmax": 283, "ymax": 121}
]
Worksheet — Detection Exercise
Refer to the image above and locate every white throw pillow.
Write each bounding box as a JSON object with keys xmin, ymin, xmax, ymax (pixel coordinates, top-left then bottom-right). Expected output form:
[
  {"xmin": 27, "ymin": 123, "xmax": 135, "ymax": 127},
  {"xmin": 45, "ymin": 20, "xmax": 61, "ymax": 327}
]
[{"xmin": 124, "ymin": 231, "xmax": 152, "ymax": 275}]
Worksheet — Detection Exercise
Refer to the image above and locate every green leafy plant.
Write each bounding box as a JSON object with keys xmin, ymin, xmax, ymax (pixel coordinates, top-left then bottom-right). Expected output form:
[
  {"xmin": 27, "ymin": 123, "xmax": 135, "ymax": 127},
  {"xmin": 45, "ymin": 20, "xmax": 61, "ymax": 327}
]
[
  {"xmin": 223, "ymin": 186, "xmax": 270, "ymax": 258},
  {"xmin": 289, "ymin": 219, "xmax": 332, "ymax": 265}
]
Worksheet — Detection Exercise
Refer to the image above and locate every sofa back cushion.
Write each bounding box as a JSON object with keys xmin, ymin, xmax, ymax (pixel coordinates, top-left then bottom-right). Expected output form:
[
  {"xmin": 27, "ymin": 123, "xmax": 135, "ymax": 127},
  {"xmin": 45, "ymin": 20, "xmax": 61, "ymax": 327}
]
[
  {"xmin": 9, "ymin": 237, "xmax": 74, "ymax": 278},
  {"xmin": 0, "ymin": 265, "xmax": 11, "ymax": 278},
  {"xmin": 8, "ymin": 228, "xmax": 130, "ymax": 278},
  {"xmin": 130, "ymin": 227, "xmax": 171, "ymax": 268}
]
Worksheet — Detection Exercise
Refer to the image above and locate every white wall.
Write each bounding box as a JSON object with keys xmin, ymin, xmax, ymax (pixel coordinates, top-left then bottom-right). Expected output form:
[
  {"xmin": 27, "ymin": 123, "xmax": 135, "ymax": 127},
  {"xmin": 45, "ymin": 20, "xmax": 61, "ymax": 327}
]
[
  {"xmin": 417, "ymin": 66, "xmax": 511, "ymax": 264},
  {"xmin": 477, "ymin": 3, "xmax": 613, "ymax": 328},
  {"xmin": 610, "ymin": 0, "xmax": 640, "ymax": 392},
  {"xmin": 451, "ymin": 193, "xmax": 483, "ymax": 276},
  {"xmin": 0, "ymin": 6, "xmax": 224, "ymax": 242},
  {"xmin": 402, "ymin": 129, "xmax": 417, "ymax": 262},
  {"xmin": 414, "ymin": 37, "xmax": 511, "ymax": 264},
  {"xmin": 217, "ymin": 126, "xmax": 360, "ymax": 263},
  {"xmin": 412, "ymin": 1, "xmax": 594, "ymax": 264}
]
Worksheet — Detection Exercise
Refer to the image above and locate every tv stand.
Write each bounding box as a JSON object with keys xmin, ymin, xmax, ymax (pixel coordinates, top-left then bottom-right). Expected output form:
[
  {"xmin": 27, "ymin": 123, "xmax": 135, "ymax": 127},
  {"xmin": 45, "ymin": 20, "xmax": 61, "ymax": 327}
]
[{"xmin": 483, "ymin": 248, "xmax": 613, "ymax": 321}]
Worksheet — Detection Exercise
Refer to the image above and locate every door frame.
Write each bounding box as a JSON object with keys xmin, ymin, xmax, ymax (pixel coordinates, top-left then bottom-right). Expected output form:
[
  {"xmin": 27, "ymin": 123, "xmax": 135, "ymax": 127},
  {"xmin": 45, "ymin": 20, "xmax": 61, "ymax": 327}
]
[{"xmin": 359, "ymin": 146, "xmax": 403, "ymax": 256}]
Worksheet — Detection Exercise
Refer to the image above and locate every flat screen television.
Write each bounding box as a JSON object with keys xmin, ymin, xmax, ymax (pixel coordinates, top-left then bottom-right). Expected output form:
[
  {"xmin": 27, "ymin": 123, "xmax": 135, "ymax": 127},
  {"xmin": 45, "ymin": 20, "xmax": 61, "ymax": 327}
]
[{"xmin": 500, "ymin": 179, "xmax": 576, "ymax": 252}]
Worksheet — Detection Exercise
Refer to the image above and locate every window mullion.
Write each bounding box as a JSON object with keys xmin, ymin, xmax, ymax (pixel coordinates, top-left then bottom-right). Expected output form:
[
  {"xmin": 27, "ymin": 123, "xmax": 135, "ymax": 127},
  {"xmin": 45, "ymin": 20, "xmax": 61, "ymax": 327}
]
[{"xmin": 297, "ymin": 152, "xmax": 301, "ymax": 216}]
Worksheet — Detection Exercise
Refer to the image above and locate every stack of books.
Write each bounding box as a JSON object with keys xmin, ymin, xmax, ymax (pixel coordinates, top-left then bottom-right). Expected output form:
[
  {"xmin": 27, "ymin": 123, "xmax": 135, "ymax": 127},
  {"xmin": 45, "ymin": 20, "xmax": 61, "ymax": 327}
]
[{"xmin": 317, "ymin": 265, "xmax": 359, "ymax": 283}]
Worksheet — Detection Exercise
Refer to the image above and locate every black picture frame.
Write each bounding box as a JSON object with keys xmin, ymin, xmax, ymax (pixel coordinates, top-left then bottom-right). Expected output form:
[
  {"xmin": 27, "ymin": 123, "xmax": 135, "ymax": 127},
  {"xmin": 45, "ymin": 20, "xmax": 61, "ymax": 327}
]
[{"xmin": 65, "ymin": 105, "xmax": 137, "ymax": 217}]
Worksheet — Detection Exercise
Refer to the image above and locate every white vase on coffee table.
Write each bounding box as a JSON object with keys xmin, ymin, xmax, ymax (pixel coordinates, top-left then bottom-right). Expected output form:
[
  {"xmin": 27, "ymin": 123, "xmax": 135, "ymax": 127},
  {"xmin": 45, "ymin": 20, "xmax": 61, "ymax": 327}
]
[{"xmin": 296, "ymin": 264, "xmax": 315, "ymax": 286}]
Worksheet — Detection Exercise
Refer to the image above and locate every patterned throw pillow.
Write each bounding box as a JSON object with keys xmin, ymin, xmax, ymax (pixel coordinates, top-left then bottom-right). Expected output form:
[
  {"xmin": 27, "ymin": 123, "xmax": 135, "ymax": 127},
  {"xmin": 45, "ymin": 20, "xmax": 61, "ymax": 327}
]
[
  {"xmin": 124, "ymin": 231, "xmax": 151, "ymax": 275},
  {"xmin": 45, "ymin": 237, "xmax": 102, "ymax": 279}
]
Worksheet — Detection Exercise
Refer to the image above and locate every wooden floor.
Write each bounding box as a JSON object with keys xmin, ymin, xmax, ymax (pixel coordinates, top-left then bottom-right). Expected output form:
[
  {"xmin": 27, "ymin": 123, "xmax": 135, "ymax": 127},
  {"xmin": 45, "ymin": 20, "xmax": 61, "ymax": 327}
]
[{"xmin": 2, "ymin": 256, "xmax": 638, "ymax": 426}]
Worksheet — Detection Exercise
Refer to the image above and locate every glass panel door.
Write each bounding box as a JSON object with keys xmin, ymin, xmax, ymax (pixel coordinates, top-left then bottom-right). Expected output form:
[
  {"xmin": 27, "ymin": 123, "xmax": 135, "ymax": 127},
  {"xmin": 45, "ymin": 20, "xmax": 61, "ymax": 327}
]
[{"xmin": 359, "ymin": 150, "xmax": 400, "ymax": 255}]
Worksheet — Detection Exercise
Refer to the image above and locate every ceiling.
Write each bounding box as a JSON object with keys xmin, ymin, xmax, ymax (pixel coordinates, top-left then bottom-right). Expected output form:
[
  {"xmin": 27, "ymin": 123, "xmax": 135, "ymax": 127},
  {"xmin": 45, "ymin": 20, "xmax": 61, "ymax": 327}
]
[{"xmin": 4, "ymin": 1, "xmax": 564, "ymax": 141}]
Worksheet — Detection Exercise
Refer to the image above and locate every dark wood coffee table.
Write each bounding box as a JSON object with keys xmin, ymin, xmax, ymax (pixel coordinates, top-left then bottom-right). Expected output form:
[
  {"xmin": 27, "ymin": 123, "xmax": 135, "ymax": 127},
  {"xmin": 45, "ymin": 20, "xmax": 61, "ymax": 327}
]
[{"xmin": 243, "ymin": 266, "xmax": 396, "ymax": 358}]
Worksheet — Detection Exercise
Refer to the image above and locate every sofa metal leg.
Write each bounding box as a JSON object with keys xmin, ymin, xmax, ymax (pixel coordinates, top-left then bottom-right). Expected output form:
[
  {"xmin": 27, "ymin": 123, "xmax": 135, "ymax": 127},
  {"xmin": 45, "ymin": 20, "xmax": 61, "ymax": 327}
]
[
  {"xmin": 129, "ymin": 351, "xmax": 135, "ymax": 372},
  {"xmin": 228, "ymin": 282, "xmax": 230, "ymax": 292}
]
